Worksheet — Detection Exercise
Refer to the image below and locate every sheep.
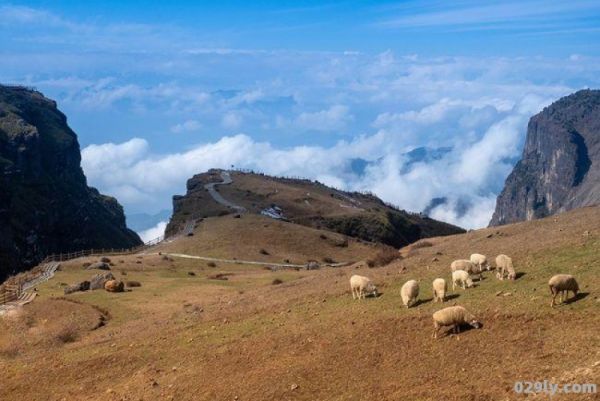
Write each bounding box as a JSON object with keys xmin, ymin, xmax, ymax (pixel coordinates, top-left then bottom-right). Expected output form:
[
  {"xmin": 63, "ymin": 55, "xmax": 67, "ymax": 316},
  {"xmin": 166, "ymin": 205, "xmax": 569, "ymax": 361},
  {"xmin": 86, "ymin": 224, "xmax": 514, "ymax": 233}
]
[
  {"xmin": 432, "ymin": 278, "xmax": 447, "ymax": 303},
  {"xmin": 470, "ymin": 253, "xmax": 491, "ymax": 271},
  {"xmin": 432, "ymin": 306, "xmax": 481, "ymax": 339},
  {"xmin": 350, "ymin": 275, "xmax": 377, "ymax": 300},
  {"xmin": 450, "ymin": 259, "xmax": 482, "ymax": 281},
  {"xmin": 400, "ymin": 280, "xmax": 419, "ymax": 308},
  {"xmin": 495, "ymin": 254, "xmax": 516, "ymax": 280},
  {"xmin": 548, "ymin": 274, "xmax": 579, "ymax": 307},
  {"xmin": 452, "ymin": 270, "xmax": 473, "ymax": 290}
]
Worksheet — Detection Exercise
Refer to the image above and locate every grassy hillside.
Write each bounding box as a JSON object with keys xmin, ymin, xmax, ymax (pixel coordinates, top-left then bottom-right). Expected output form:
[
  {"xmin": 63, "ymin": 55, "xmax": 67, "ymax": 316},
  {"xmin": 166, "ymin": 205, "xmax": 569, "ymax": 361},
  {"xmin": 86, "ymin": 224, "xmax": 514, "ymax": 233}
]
[
  {"xmin": 166, "ymin": 170, "xmax": 464, "ymax": 247},
  {"xmin": 1, "ymin": 206, "xmax": 599, "ymax": 400}
]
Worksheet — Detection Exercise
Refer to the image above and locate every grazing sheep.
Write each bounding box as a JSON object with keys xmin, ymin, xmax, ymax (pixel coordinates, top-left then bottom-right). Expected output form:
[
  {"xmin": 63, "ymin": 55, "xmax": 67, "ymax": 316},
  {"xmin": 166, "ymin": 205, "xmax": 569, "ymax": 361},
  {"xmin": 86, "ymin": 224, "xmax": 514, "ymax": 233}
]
[
  {"xmin": 495, "ymin": 254, "xmax": 516, "ymax": 280},
  {"xmin": 432, "ymin": 278, "xmax": 447, "ymax": 303},
  {"xmin": 350, "ymin": 275, "xmax": 377, "ymax": 300},
  {"xmin": 548, "ymin": 274, "xmax": 580, "ymax": 307},
  {"xmin": 450, "ymin": 259, "xmax": 482, "ymax": 281},
  {"xmin": 452, "ymin": 270, "xmax": 473, "ymax": 290},
  {"xmin": 470, "ymin": 253, "xmax": 491, "ymax": 271},
  {"xmin": 400, "ymin": 280, "xmax": 419, "ymax": 308},
  {"xmin": 432, "ymin": 306, "xmax": 481, "ymax": 339}
]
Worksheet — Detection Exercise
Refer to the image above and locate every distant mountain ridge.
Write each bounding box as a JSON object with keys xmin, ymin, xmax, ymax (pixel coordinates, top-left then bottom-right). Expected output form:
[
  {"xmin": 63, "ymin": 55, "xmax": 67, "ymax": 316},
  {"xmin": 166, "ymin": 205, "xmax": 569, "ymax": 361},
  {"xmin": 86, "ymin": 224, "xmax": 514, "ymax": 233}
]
[
  {"xmin": 0, "ymin": 85, "xmax": 141, "ymax": 281},
  {"xmin": 490, "ymin": 89, "xmax": 600, "ymax": 226},
  {"xmin": 166, "ymin": 169, "xmax": 464, "ymax": 248}
]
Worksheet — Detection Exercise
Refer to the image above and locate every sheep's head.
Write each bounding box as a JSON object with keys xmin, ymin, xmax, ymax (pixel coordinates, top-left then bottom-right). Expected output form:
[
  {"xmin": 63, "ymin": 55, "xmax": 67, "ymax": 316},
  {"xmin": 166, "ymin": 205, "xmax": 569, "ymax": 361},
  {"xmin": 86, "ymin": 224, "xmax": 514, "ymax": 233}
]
[
  {"xmin": 469, "ymin": 319, "xmax": 481, "ymax": 329},
  {"xmin": 466, "ymin": 277, "xmax": 474, "ymax": 288},
  {"xmin": 366, "ymin": 282, "xmax": 378, "ymax": 296},
  {"xmin": 485, "ymin": 262, "xmax": 492, "ymax": 271}
]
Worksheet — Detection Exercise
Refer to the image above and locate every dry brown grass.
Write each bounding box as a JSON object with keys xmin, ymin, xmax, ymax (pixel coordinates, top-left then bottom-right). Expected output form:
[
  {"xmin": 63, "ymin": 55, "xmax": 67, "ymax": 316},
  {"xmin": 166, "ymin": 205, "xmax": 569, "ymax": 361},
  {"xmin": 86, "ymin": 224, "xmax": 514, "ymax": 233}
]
[
  {"xmin": 1, "ymin": 206, "xmax": 600, "ymax": 401},
  {"xmin": 366, "ymin": 247, "xmax": 402, "ymax": 267}
]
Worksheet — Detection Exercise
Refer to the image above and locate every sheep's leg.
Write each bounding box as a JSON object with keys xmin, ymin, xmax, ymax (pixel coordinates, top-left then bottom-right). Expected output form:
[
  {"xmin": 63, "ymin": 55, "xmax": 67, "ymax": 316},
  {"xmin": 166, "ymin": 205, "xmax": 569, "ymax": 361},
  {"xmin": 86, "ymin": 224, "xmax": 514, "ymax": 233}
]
[
  {"xmin": 432, "ymin": 323, "xmax": 440, "ymax": 339},
  {"xmin": 551, "ymin": 291, "xmax": 557, "ymax": 308},
  {"xmin": 452, "ymin": 281, "xmax": 456, "ymax": 291},
  {"xmin": 352, "ymin": 288, "xmax": 356, "ymax": 300}
]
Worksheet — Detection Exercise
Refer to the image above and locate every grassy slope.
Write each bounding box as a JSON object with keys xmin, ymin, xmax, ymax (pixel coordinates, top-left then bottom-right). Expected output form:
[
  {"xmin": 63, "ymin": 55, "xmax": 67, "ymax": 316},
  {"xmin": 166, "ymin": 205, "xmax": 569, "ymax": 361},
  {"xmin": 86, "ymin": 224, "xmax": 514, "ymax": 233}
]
[
  {"xmin": 168, "ymin": 170, "xmax": 464, "ymax": 247},
  {"xmin": 1, "ymin": 207, "xmax": 599, "ymax": 400}
]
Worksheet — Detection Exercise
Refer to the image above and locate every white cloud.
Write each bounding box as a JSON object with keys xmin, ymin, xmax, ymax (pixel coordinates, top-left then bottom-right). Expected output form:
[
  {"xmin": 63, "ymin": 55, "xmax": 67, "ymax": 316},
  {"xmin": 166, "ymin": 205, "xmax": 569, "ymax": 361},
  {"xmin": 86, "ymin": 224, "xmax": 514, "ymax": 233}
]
[
  {"xmin": 170, "ymin": 119, "xmax": 201, "ymax": 133},
  {"xmin": 221, "ymin": 112, "xmax": 243, "ymax": 130},
  {"xmin": 295, "ymin": 105, "xmax": 353, "ymax": 132},
  {"xmin": 138, "ymin": 221, "xmax": 168, "ymax": 243}
]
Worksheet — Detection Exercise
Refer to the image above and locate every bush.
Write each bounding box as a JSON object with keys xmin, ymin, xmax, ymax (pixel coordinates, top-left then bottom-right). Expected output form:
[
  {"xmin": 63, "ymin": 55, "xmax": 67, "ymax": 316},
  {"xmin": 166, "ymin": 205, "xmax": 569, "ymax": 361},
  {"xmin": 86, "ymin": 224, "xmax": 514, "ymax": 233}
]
[
  {"xmin": 53, "ymin": 321, "xmax": 79, "ymax": 344},
  {"xmin": 207, "ymin": 262, "xmax": 217, "ymax": 268},
  {"xmin": 366, "ymin": 248, "xmax": 401, "ymax": 268},
  {"xmin": 272, "ymin": 278, "xmax": 283, "ymax": 285},
  {"xmin": 187, "ymin": 271, "xmax": 196, "ymax": 276},
  {"xmin": 126, "ymin": 281, "xmax": 141, "ymax": 287},
  {"xmin": 322, "ymin": 257, "xmax": 336, "ymax": 264},
  {"xmin": 100, "ymin": 257, "xmax": 111, "ymax": 263},
  {"xmin": 412, "ymin": 240, "xmax": 433, "ymax": 249},
  {"xmin": 319, "ymin": 234, "xmax": 328, "ymax": 240},
  {"xmin": 82, "ymin": 262, "xmax": 91, "ymax": 268},
  {"xmin": 259, "ymin": 248, "xmax": 270, "ymax": 255}
]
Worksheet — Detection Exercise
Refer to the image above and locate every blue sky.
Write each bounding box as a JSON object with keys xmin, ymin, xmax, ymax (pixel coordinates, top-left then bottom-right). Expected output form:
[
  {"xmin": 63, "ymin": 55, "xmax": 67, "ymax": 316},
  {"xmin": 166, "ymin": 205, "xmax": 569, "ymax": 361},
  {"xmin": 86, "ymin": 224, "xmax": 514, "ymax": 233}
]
[{"xmin": 2, "ymin": 1, "xmax": 600, "ymax": 236}]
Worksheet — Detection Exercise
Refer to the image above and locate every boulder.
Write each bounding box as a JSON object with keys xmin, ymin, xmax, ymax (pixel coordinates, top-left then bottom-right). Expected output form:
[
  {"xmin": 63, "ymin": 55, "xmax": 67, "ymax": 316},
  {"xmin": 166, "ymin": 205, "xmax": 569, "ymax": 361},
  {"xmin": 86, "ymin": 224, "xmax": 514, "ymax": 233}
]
[
  {"xmin": 104, "ymin": 280, "xmax": 124, "ymax": 293},
  {"xmin": 90, "ymin": 272, "xmax": 115, "ymax": 290},
  {"xmin": 85, "ymin": 262, "xmax": 111, "ymax": 271},
  {"xmin": 306, "ymin": 260, "xmax": 320, "ymax": 270},
  {"xmin": 64, "ymin": 280, "xmax": 90, "ymax": 295}
]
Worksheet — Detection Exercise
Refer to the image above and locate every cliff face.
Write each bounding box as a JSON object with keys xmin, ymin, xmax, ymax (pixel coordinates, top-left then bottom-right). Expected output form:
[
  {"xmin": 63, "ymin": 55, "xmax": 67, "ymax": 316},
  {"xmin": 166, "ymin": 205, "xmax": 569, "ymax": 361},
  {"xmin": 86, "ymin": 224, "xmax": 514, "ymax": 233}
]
[
  {"xmin": 0, "ymin": 85, "xmax": 141, "ymax": 280},
  {"xmin": 490, "ymin": 89, "xmax": 600, "ymax": 226}
]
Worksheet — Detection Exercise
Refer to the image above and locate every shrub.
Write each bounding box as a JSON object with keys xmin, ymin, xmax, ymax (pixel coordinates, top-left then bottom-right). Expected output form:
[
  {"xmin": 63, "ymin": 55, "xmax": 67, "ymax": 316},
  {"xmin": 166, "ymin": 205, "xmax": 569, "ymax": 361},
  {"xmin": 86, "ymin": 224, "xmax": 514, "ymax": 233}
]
[
  {"xmin": 207, "ymin": 262, "xmax": 217, "ymax": 268},
  {"xmin": 82, "ymin": 262, "xmax": 91, "ymax": 268},
  {"xmin": 100, "ymin": 257, "xmax": 111, "ymax": 263},
  {"xmin": 126, "ymin": 281, "xmax": 141, "ymax": 287},
  {"xmin": 187, "ymin": 271, "xmax": 196, "ymax": 276},
  {"xmin": 322, "ymin": 257, "xmax": 336, "ymax": 264},
  {"xmin": 259, "ymin": 248, "xmax": 270, "ymax": 255},
  {"xmin": 272, "ymin": 279, "xmax": 283, "ymax": 285},
  {"xmin": 412, "ymin": 240, "xmax": 433, "ymax": 249},
  {"xmin": 319, "ymin": 234, "xmax": 328, "ymax": 240},
  {"xmin": 53, "ymin": 321, "xmax": 78, "ymax": 344},
  {"xmin": 366, "ymin": 247, "xmax": 401, "ymax": 268}
]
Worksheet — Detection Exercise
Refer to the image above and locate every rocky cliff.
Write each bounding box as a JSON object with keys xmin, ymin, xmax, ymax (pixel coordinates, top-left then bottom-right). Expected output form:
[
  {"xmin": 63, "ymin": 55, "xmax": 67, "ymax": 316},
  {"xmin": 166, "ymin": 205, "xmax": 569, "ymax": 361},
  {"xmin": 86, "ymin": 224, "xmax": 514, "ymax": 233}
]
[
  {"xmin": 490, "ymin": 89, "xmax": 600, "ymax": 226},
  {"xmin": 0, "ymin": 85, "xmax": 141, "ymax": 281}
]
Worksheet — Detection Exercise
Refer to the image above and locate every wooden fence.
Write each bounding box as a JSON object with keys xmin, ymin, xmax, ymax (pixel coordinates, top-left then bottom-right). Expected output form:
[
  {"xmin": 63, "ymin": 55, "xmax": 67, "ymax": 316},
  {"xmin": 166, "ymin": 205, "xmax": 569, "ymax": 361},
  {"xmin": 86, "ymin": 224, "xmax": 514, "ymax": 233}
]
[{"xmin": 0, "ymin": 283, "xmax": 22, "ymax": 305}]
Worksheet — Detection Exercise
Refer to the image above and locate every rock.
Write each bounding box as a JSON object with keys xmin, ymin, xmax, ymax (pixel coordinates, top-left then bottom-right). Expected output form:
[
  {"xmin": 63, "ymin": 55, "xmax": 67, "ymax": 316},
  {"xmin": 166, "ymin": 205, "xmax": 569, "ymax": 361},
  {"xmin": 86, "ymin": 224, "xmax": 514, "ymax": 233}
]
[
  {"xmin": 104, "ymin": 280, "xmax": 125, "ymax": 293},
  {"xmin": 64, "ymin": 280, "xmax": 90, "ymax": 294},
  {"xmin": 125, "ymin": 281, "xmax": 141, "ymax": 287},
  {"xmin": 90, "ymin": 272, "xmax": 115, "ymax": 290},
  {"xmin": 0, "ymin": 86, "xmax": 142, "ymax": 282},
  {"xmin": 491, "ymin": 90, "xmax": 600, "ymax": 226},
  {"xmin": 306, "ymin": 261, "xmax": 320, "ymax": 270},
  {"xmin": 495, "ymin": 291, "xmax": 503, "ymax": 296},
  {"xmin": 85, "ymin": 262, "xmax": 111, "ymax": 271},
  {"xmin": 291, "ymin": 384, "xmax": 299, "ymax": 391}
]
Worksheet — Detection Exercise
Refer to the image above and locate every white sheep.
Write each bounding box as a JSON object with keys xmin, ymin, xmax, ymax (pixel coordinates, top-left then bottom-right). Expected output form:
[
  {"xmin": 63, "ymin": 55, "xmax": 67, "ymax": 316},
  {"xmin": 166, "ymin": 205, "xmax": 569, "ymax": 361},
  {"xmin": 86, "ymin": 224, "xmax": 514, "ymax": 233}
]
[
  {"xmin": 495, "ymin": 254, "xmax": 516, "ymax": 280},
  {"xmin": 452, "ymin": 270, "xmax": 473, "ymax": 290},
  {"xmin": 432, "ymin": 278, "xmax": 447, "ymax": 303},
  {"xmin": 470, "ymin": 253, "xmax": 491, "ymax": 271},
  {"xmin": 548, "ymin": 274, "xmax": 580, "ymax": 307},
  {"xmin": 432, "ymin": 306, "xmax": 481, "ymax": 339},
  {"xmin": 450, "ymin": 259, "xmax": 482, "ymax": 281},
  {"xmin": 400, "ymin": 280, "xmax": 419, "ymax": 308},
  {"xmin": 350, "ymin": 275, "xmax": 377, "ymax": 300}
]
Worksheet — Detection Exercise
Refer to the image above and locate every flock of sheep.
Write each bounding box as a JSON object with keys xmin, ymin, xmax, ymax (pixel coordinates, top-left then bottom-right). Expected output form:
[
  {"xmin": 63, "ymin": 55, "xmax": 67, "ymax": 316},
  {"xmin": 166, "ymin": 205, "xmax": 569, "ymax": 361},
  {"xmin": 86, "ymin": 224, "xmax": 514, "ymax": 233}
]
[{"xmin": 350, "ymin": 253, "xmax": 580, "ymax": 339}]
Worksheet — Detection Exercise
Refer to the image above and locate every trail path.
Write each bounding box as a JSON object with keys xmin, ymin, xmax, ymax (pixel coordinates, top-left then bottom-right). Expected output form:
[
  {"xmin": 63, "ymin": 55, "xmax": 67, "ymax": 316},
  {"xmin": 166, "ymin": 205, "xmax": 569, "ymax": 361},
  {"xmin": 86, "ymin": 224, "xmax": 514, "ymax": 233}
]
[
  {"xmin": 164, "ymin": 253, "xmax": 349, "ymax": 269},
  {"xmin": 0, "ymin": 262, "xmax": 60, "ymax": 315},
  {"xmin": 204, "ymin": 171, "xmax": 247, "ymax": 213}
]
